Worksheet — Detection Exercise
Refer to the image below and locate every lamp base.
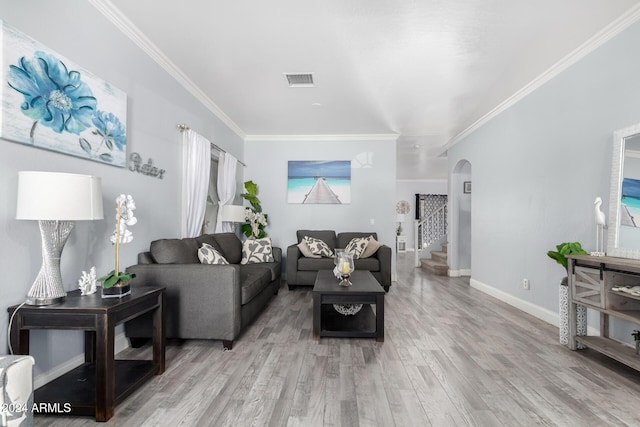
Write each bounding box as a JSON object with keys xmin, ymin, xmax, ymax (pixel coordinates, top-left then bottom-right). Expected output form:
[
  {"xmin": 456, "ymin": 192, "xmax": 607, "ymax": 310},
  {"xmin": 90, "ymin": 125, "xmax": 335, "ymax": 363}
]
[
  {"xmin": 25, "ymin": 295, "xmax": 66, "ymax": 306},
  {"xmin": 25, "ymin": 220, "xmax": 74, "ymax": 306}
]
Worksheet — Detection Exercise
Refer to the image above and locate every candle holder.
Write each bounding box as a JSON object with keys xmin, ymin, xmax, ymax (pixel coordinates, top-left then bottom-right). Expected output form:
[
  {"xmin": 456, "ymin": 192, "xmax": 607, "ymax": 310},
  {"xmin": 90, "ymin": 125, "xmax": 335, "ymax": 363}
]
[{"xmin": 336, "ymin": 252, "xmax": 354, "ymax": 286}]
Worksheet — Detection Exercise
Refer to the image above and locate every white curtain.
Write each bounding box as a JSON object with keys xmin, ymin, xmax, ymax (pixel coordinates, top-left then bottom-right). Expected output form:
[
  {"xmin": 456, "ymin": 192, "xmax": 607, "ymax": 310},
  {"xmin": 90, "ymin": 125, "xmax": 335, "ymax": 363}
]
[
  {"xmin": 181, "ymin": 129, "xmax": 211, "ymax": 238},
  {"xmin": 215, "ymin": 152, "xmax": 239, "ymax": 233}
]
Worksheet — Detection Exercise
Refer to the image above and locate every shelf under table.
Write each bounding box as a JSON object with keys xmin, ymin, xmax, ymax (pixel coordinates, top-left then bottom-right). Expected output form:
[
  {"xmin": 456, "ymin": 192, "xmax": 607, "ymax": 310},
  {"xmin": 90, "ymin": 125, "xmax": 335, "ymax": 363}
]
[{"xmin": 575, "ymin": 336, "xmax": 640, "ymax": 371}]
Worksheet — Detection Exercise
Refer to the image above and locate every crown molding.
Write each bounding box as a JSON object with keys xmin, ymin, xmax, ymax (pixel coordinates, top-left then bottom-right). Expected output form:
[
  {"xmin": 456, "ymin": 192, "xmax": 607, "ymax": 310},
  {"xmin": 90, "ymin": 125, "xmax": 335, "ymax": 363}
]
[
  {"xmin": 244, "ymin": 134, "xmax": 399, "ymax": 142},
  {"xmin": 89, "ymin": 0, "xmax": 246, "ymax": 139},
  {"xmin": 437, "ymin": 3, "xmax": 640, "ymax": 157}
]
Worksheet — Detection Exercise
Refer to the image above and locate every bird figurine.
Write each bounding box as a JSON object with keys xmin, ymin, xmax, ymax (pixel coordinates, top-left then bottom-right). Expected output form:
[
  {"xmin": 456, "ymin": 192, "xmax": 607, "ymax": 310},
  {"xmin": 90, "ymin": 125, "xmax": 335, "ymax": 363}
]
[{"xmin": 592, "ymin": 197, "xmax": 606, "ymax": 256}]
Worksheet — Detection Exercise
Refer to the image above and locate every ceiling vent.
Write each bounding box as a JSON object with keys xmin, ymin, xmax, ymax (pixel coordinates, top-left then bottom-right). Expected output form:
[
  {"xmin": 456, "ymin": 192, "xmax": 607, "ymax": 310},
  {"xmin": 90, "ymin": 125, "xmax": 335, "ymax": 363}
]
[{"xmin": 285, "ymin": 73, "xmax": 314, "ymax": 87}]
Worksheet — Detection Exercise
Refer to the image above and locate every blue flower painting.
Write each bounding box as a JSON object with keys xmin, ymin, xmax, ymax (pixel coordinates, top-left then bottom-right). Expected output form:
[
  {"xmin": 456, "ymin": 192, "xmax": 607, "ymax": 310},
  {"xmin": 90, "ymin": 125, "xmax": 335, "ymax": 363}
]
[{"xmin": 1, "ymin": 21, "xmax": 127, "ymax": 167}]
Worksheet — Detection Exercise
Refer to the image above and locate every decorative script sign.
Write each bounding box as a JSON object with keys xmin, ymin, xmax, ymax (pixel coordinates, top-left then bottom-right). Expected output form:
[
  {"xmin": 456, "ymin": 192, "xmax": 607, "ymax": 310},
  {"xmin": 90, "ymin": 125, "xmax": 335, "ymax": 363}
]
[{"xmin": 129, "ymin": 152, "xmax": 165, "ymax": 179}]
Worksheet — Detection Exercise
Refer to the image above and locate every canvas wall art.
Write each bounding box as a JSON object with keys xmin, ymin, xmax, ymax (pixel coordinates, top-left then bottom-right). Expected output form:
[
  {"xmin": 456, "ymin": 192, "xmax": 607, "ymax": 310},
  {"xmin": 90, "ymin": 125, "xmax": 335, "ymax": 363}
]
[
  {"xmin": 1, "ymin": 20, "xmax": 128, "ymax": 167},
  {"xmin": 288, "ymin": 160, "xmax": 351, "ymax": 204}
]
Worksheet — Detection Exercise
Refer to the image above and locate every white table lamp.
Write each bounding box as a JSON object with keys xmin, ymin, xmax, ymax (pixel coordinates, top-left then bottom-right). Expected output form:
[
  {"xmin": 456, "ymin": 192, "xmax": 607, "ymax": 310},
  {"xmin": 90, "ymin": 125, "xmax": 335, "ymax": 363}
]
[{"xmin": 16, "ymin": 171, "xmax": 103, "ymax": 305}]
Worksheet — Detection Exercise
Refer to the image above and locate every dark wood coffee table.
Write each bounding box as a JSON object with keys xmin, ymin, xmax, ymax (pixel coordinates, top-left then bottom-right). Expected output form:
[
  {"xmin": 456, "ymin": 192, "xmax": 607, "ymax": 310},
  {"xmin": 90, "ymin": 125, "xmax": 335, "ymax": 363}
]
[
  {"xmin": 7, "ymin": 286, "xmax": 165, "ymax": 422},
  {"xmin": 313, "ymin": 270, "xmax": 385, "ymax": 341}
]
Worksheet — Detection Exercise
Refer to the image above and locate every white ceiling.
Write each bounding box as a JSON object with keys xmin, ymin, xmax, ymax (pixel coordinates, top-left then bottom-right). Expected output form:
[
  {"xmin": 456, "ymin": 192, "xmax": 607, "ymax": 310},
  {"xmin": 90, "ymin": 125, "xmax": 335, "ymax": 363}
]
[{"xmin": 99, "ymin": 0, "xmax": 640, "ymax": 179}]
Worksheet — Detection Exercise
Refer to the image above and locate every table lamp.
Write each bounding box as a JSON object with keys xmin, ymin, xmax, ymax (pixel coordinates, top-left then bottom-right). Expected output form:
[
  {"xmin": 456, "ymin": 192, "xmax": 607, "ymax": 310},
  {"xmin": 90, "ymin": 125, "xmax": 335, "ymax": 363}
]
[
  {"xmin": 16, "ymin": 171, "xmax": 104, "ymax": 305},
  {"xmin": 221, "ymin": 204, "xmax": 247, "ymax": 232}
]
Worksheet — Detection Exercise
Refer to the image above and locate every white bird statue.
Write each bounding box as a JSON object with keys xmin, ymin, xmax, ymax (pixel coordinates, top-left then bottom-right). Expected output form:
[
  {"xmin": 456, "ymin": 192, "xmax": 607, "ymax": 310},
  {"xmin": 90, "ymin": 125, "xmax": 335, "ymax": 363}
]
[{"xmin": 593, "ymin": 197, "xmax": 606, "ymax": 256}]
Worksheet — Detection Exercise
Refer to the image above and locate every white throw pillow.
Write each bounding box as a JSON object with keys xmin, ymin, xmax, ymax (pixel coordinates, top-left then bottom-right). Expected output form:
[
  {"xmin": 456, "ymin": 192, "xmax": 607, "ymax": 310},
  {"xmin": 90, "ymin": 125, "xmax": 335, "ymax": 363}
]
[
  {"xmin": 198, "ymin": 243, "xmax": 229, "ymax": 265},
  {"xmin": 298, "ymin": 240, "xmax": 321, "ymax": 258},
  {"xmin": 303, "ymin": 236, "xmax": 334, "ymax": 257},
  {"xmin": 361, "ymin": 236, "xmax": 383, "ymax": 258},
  {"xmin": 241, "ymin": 237, "xmax": 275, "ymax": 264},
  {"xmin": 345, "ymin": 237, "xmax": 370, "ymax": 259}
]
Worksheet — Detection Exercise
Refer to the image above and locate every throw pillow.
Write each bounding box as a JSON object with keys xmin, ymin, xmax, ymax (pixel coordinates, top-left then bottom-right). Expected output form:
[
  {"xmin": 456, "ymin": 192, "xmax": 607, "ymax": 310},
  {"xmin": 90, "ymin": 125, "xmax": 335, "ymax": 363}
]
[
  {"xmin": 304, "ymin": 236, "xmax": 334, "ymax": 257},
  {"xmin": 298, "ymin": 240, "xmax": 321, "ymax": 258},
  {"xmin": 241, "ymin": 237, "xmax": 275, "ymax": 264},
  {"xmin": 361, "ymin": 236, "xmax": 383, "ymax": 258},
  {"xmin": 198, "ymin": 243, "xmax": 229, "ymax": 265},
  {"xmin": 345, "ymin": 237, "xmax": 370, "ymax": 259}
]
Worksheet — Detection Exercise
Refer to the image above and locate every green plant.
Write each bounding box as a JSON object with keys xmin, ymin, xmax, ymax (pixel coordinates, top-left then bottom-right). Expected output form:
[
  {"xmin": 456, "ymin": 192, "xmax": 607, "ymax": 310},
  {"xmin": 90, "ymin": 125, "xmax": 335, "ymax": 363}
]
[
  {"xmin": 98, "ymin": 270, "xmax": 136, "ymax": 288},
  {"xmin": 241, "ymin": 180, "xmax": 268, "ymax": 239},
  {"xmin": 547, "ymin": 242, "xmax": 588, "ymax": 272}
]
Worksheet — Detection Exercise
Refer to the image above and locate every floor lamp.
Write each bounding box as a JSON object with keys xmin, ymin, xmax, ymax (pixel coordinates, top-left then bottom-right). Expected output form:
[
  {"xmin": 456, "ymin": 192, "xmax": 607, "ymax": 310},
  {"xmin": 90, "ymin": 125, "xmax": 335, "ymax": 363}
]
[{"xmin": 16, "ymin": 171, "xmax": 103, "ymax": 305}]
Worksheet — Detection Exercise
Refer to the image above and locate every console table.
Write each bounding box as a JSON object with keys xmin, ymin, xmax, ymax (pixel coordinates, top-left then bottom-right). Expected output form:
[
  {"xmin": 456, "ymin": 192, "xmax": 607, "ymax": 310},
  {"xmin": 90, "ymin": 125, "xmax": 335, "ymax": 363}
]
[
  {"xmin": 567, "ymin": 255, "xmax": 640, "ymax": 370},
  {"xmin": 7, "ymin": 286, "xmax": 165, "ymax": 422}
]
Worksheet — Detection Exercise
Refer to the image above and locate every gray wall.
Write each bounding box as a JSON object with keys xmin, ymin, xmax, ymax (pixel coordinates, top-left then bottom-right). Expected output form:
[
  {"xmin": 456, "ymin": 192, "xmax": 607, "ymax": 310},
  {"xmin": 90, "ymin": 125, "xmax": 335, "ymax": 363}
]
[
  {"xmin": 245, "ymin": 138, "xmax": 397, "ymax": 277},
  {"xmin": 0, "ymin": 1, "xmax": 244, "ymax": 377},
  {"xmin": 448, "ymin": 19, "xmax": 640, "ymax": 342}
]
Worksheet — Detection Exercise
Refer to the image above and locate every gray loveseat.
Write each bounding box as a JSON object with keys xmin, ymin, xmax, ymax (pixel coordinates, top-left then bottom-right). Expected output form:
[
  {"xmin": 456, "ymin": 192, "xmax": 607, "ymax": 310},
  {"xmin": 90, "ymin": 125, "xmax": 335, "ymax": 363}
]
[
  {"xmin": 124, "ymin": 233, "xmax": 281, "ymax": 350},
  {"xmin": 286, "ymin": 230, "xmax": 392, "ymax": 291}
]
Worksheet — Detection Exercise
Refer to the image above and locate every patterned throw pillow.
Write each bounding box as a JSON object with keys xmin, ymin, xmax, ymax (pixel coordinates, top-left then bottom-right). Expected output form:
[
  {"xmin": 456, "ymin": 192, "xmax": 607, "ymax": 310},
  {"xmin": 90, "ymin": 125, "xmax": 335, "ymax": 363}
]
[
  {"xmin": 360, "ymin": 236, "xmax": 383, "ymax": 258},
  {"xmin": 303, "ymin": 236, "xmax": 334, "ymax": 257},
  {"xmin": 241, "ymin": 237, "xmax": 275, "ymax": 264},
  {"xmin": 298, "ymin": 240, "xmax": 321, "ymax": 258},
  {"xmin": 198, "ymin": 243, "xmax": 229, "ymax": 265},
  {"xmin": 345, "ymin": 237, "xmax": 370, "ymax": 259}
]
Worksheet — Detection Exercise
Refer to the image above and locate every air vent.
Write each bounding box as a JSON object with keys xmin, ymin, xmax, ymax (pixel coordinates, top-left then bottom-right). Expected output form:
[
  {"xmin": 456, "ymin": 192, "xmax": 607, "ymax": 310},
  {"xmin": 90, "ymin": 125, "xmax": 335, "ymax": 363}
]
[{"xmin": 284, "ymin": 73, "xmax": 314, "ymax": 87}]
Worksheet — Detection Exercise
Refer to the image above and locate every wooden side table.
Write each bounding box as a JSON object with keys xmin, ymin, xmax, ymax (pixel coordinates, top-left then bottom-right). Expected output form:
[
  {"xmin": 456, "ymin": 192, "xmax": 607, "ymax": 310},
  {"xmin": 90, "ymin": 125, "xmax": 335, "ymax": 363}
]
[{"xmin": 7, "ymin": 286, "xmax": 165, "ymax": 422}]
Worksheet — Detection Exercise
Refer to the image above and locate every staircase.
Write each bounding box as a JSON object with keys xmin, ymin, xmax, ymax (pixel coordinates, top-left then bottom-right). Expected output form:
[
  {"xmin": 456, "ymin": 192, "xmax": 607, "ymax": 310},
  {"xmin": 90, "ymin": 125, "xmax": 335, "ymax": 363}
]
[{"xmin": 420, "ymin": 242, "xmax": 448, "ymax": 276}]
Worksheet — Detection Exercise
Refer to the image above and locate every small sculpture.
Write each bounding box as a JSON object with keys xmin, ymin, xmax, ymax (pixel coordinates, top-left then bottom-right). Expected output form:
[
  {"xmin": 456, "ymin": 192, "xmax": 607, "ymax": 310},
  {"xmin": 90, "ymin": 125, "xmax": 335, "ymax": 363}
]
[
  {"xmin": 591, "ymin": 197, "xmax": 606, "ymax": 256},
  {"xmin": 78, "ymin": 266, "xmax": 97, "ymax": 295}
]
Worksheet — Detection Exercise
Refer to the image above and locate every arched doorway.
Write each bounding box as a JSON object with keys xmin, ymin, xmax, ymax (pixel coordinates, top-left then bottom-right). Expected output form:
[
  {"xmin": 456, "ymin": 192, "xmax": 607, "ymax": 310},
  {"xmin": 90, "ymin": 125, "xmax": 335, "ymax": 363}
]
[{"xmin": 449, "ymin": 160, "xmax": 472, "ymax": 277}]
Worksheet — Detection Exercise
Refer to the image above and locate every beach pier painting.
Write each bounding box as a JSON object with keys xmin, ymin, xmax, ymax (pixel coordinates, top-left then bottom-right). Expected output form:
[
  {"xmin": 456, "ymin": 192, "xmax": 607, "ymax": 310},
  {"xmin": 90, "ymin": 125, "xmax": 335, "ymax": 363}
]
[{"xmin": 288, "ymin": 160, "xmax": 351, "ymax": 204}]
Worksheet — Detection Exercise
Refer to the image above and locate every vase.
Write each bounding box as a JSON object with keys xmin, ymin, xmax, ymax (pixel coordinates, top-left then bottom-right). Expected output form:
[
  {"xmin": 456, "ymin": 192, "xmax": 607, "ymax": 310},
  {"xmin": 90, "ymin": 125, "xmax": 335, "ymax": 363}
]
[{"xmin": 101, "ymin": 282, "xmax": 131, "ymax": 298}]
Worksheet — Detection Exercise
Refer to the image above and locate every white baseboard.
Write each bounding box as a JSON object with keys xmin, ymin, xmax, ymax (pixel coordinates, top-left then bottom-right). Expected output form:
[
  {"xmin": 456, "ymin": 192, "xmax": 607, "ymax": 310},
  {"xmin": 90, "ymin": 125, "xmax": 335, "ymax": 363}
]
[
  {"xmin": 449, "ymin": 269, "xmax": 471, "ymax": 277},
  {"xmin": 469, "ymin": 277, "xmax": 597, "ymax": 336},
  {"xmin": 34, "ymin": 332, "xmax": 130, "ymax": 389}
]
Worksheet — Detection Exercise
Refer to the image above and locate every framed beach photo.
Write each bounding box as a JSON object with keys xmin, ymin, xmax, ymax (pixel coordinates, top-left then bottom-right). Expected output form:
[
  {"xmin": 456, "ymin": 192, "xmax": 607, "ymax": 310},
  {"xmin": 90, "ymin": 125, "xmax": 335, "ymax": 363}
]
[
  {"xmin": 287, "ymin": 160, "xmax": 351, "ymax": 204},
  {"xmin": 1, "ymin": 20, "xmax": 128, "ymax": 167}
]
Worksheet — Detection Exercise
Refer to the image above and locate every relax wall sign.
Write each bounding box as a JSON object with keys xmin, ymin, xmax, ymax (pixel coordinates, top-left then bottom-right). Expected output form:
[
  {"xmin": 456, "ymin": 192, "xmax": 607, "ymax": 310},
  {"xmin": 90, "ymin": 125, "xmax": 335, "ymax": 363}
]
[{"xmin": 129, "ymin": 152, "xmax": 165, "ymax": 179}]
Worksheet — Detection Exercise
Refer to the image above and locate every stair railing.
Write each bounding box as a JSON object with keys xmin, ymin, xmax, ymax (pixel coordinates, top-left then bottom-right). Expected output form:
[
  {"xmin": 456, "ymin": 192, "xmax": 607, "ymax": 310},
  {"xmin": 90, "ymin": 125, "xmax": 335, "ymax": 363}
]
[{"xmin": 414, "ymin": 204, "xmax": 447, "ymax": 267}]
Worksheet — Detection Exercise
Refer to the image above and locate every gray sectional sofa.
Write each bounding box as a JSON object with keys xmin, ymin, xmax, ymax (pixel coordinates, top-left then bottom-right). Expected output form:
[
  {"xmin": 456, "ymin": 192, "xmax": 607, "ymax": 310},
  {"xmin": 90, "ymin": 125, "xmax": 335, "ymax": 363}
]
[
  {"xmin": 124, "ymin": 233, "xmax": 281, "ymax": 350},
  {"xmin": 286, "ymin": 230, "xmax": 392, "ymax": 291}
]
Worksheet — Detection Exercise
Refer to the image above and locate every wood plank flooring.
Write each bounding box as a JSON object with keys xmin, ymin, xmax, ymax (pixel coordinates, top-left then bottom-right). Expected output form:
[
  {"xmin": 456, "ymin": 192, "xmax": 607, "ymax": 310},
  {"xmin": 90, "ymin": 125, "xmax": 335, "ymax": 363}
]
[{"xmin": 37, "ymin": 254, "xmax": 640, "ymax": 426}]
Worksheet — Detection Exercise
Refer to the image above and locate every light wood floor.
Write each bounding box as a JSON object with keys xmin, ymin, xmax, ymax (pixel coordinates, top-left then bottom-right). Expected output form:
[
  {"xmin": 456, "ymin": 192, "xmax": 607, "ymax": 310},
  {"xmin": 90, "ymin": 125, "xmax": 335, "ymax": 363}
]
[{"xmin": 37, "ymin": 254, "xmax": 640, "ymax": 426}]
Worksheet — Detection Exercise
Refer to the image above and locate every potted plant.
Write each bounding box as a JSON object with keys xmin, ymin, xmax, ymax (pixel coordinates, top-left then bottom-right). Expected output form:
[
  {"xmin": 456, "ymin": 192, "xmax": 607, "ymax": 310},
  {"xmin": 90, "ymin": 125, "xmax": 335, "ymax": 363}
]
[
  {"xmin": 99, "ymin": 194, "xmax": 137, "ymax": 298},
  {"xmin": 547, "ymin": 242, "xmax": 588, "ymax": 285},
  {"xmin": 241, "ymin": 180, "xmax": 268, "ymax": 239}
]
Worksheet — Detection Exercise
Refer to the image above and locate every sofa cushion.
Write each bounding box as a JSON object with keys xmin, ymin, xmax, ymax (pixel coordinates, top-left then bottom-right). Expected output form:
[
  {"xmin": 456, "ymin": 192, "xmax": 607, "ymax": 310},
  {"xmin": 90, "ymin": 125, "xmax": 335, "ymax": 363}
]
[
  {"xmin": 239, "ymin": 266, "xmax": 271, "ymax": 305},
  {"xmin": 304, "ymin": 236, "xmax": 334, "ymax": 257},
  {"xmin": 150, "ymin": 238, "xmax": 200, "ymax": 264},
  {"xmin": 196, "ymin": 234, "xmax": 225, "ymax": 254},
  {"xmin": 361, "ymin": 236, "xmax": 383, "ymax": 258},
  {"xmin": 212, "ymin": 233, "xmax": 243, "ymax": 264},
  {"xmin": 242, "ymin": 261, "xmax": 280, "ymax": 282},
  {"xmin": 241, "ymin": 237, "xmax": 275, "ymax": 264},
  {"xmin": 337, "ymin": 232, "xmax": 378, "ymax": 249},
  {"xmin": 298, "ymin": 256, "xmax": 335, "ymax": 271},
  {"xmin": 345, "ymin": 237, "xmax": 370, "ymax": 259},
  {"xmin": 198, "ymin": 243, "xmax": 229, "ymax": 265},
  {"xmin": 296, "ymin": 230, "xmax": 337, "ymax": 251},
  {"xmin": 354, "ymin": 257, "xmax": 380, "ymax": 272}
]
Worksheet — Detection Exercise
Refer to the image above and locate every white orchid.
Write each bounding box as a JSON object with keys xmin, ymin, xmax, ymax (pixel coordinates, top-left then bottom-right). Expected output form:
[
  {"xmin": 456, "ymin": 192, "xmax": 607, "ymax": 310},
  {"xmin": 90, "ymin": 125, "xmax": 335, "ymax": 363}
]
[
  {"xmin": 245, "ymin": 208, "xmax": 267, "ymax": 239},
  {"xmin": 110, "ymin": 194, "xmax": 137, "ymax": 244}
]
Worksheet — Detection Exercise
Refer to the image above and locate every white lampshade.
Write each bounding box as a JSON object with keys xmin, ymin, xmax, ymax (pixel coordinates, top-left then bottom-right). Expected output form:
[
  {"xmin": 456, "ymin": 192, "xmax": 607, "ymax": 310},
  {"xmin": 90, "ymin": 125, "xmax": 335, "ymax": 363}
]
[
  {"xmin": 221, "ymin": 204, "xmax": 247, "ymax": 223},
  {"xmin": 16, "ymin": 171, "xmax": 104, "ymax": 220}
]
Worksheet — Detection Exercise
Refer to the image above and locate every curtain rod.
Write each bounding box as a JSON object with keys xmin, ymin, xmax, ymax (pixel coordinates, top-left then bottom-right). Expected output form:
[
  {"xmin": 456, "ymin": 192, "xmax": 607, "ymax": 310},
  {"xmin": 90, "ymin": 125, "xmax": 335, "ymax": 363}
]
[{"xmin": 177, "ymin": 123, "xmax": 246, "ymax": 167}]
